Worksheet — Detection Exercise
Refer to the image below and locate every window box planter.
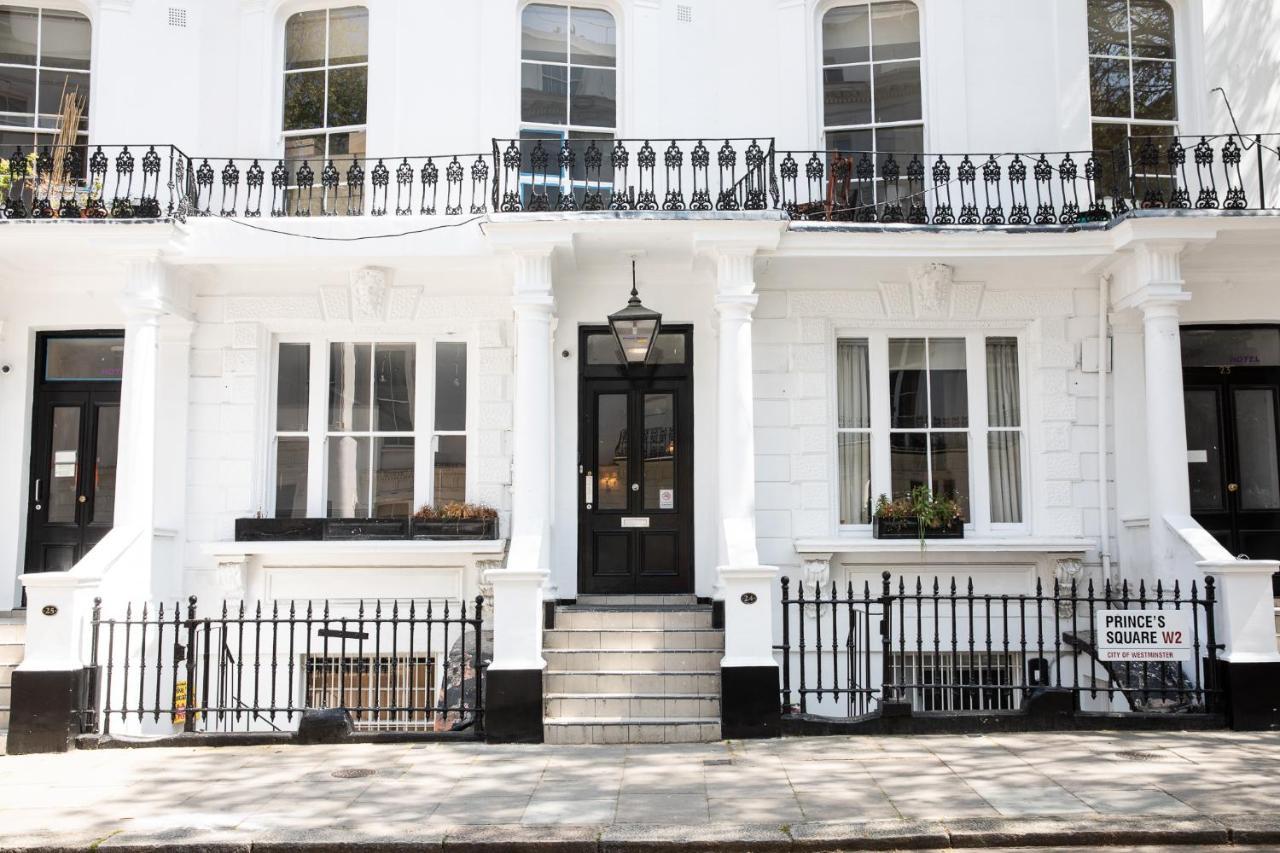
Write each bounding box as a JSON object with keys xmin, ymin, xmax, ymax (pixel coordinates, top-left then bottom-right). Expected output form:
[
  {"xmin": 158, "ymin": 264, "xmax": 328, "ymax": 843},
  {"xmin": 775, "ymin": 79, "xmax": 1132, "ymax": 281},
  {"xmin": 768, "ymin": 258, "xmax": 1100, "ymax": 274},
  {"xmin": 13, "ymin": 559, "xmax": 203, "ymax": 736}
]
[
  {"xmin": 873, "ymin": 517, "xmax": 965, "ymax": 540},
  {"xmin": 411, "ymin": 518, "xmax": 499, "ymax": 541},
  {"xmin": 235, "ymin": 518, "xmax": 324, "ymax": 542},
  {"xmin": 324, "ymin": 518, "xmax": 411, "ymax": 540}
]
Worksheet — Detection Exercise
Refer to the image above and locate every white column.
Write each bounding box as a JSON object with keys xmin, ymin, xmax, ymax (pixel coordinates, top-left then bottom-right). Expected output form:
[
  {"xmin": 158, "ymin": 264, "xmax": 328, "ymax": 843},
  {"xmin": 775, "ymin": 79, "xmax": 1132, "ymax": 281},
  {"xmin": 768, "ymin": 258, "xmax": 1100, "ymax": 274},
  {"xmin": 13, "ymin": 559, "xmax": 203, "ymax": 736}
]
[{"xmin": 491, "ymin": 248, "xmax": 555, "ymax": 672}]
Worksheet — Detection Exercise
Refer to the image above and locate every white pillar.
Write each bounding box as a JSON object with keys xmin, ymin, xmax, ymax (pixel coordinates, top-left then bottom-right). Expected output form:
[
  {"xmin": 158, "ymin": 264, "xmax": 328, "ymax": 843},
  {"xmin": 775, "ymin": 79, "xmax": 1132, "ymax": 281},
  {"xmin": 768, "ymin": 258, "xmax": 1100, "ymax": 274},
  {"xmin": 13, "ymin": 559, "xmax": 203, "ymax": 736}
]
[{"xmin": 1200, "ymin": 560, "xmax": 1280, "ymax": 663}]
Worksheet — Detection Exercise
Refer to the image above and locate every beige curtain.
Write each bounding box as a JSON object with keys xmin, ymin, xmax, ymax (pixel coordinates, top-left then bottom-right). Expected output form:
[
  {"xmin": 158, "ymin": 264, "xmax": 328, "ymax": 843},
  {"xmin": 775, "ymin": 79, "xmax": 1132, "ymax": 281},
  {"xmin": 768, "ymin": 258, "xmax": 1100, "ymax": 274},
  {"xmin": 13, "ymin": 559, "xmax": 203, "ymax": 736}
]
[
  {"xmin": 837, "ymin": 340, "xmax": 871, "ymax": 523},
  {"xmin": 986, "ymin": 338, "xmax": 1022, "ymax": 523}
]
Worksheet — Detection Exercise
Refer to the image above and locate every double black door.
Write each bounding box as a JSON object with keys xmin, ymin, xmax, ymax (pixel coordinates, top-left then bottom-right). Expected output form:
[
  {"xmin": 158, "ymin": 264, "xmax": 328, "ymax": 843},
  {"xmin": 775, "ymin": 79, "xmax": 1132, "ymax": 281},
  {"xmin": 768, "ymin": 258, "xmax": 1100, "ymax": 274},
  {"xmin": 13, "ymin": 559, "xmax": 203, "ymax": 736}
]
[
  {"xmin": 24, "ymin": 333, "xmax": 123, "ymax": 578},
  {"xmin": 578, "ymin": 325, "xmax": 694, "ymax": 594}
]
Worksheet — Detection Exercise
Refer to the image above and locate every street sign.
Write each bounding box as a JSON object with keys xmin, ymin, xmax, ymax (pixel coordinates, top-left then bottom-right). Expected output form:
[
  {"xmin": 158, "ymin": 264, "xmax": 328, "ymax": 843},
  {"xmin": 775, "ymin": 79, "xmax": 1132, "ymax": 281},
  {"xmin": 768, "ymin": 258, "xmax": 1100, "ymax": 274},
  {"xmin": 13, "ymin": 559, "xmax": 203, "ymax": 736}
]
[{"xmin": 1095, "ymin": 609, "xmax": 1192, "ymax": 661}]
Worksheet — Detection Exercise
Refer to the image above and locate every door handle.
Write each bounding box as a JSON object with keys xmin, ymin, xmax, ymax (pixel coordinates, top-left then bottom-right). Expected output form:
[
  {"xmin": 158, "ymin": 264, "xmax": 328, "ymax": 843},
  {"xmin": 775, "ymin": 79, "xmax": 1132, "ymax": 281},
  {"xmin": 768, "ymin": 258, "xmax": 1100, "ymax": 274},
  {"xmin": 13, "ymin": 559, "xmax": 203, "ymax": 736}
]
[
  {"xmin": 33, "ymin": 478, "xmax": 40, "ymax": 502},
  {"xmin": 631, "ymin": 483, "xmax": 639, "ymax": 492},
  {"xmin": 1227, "ymin": 482, "xmax": 1239, "ymax": 493}
]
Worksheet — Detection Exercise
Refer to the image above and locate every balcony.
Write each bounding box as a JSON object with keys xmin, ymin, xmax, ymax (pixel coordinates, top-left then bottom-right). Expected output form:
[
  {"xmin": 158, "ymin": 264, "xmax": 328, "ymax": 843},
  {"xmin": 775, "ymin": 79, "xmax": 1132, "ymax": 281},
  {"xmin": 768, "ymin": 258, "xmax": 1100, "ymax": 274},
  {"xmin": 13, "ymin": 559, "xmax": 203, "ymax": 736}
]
[{"xmin": 0, "ymin": 134, "xmax": 1275, "ymax": 230}]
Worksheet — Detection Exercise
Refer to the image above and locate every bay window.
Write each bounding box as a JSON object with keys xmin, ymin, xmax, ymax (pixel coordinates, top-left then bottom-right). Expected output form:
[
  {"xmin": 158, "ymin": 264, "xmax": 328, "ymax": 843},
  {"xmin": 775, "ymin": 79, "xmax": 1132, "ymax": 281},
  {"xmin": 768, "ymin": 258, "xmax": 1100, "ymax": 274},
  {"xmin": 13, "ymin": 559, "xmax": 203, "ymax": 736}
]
[
  {"xmin": 836, "ymin": 333, "xmax": 1026, "ymax": 530},
  {"xmin": 272, "ymin": 339, "xmax": 469, "ymax": 519}
]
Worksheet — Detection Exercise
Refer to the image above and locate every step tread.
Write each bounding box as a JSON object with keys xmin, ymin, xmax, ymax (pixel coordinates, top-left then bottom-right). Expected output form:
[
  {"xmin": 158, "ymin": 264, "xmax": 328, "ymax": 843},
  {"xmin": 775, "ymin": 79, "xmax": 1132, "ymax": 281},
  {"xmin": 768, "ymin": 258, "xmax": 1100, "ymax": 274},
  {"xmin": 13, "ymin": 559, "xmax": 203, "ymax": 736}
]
[
  {"xmin": 557, "ymin": 605, "xmax": 712, "ymax": 612},
  {"xmin": 545, "ymin": 693, "xmax": 718, "ymax": 700},
  {"xmin": 548, "ymin": 648, "xmax": 718, "ymax": 654},
  {"xmin": 546, "ymin": 627, "xmax": 722, "ymax": 633},
  {"xmin": 544, "ymin": 717, "xmax": 720, "ymax": 726},
  {"xmin": 546, "ymin": 670, "xmax": 720, "ymax": 676}
]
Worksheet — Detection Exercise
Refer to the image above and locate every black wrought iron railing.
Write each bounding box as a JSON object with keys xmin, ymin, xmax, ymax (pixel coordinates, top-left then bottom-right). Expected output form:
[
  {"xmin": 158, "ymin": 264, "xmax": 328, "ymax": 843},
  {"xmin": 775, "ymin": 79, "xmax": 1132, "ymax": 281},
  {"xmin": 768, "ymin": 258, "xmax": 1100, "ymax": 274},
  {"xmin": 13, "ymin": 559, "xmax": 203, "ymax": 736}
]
[
  {"xmin": 776, "ymin": 572, "xmax": 1221, "ymax": 720},
  {"xmin": 82, "ymin": 595, "xmax": 485, "ymax": 737},
  {"xmin": 1, "ymin": 133, "xmax": 1276, "ymax": 226}
]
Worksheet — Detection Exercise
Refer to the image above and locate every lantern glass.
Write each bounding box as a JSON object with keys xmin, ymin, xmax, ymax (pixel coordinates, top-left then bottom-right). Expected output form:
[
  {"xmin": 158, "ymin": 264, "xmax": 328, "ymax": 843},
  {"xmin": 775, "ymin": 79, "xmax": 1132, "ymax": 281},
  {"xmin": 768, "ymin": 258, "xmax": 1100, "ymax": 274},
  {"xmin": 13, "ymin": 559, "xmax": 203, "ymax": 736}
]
[{"xmin": 612, "ymin": 316, "xmax": 660, "ymax": 363}]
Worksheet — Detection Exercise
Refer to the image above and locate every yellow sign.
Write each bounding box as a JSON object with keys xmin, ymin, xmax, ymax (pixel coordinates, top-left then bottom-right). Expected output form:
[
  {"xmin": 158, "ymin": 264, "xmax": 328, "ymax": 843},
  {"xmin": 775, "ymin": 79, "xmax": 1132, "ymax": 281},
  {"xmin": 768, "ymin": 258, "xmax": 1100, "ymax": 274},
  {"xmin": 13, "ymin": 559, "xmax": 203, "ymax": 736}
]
[{"xmin": 173, "ymin": 680, "xmax": 188, "ymax": 725}]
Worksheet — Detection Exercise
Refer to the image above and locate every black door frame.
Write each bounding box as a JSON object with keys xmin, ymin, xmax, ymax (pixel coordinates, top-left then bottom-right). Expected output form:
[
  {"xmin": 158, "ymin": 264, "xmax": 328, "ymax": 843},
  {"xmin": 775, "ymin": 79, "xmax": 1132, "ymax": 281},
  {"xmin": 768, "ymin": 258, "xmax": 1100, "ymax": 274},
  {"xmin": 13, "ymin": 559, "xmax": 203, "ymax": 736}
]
[
  {"xmin": 1182, "ymin": 323, "xmax": 1280, "ymax": 565},
  {"xmin": 578, "ymin": 324, "xmax": 694, "ymax": 595},
  {"xmin": 24, "ymin": 330, "xmax": 124, "ymax": 581}
]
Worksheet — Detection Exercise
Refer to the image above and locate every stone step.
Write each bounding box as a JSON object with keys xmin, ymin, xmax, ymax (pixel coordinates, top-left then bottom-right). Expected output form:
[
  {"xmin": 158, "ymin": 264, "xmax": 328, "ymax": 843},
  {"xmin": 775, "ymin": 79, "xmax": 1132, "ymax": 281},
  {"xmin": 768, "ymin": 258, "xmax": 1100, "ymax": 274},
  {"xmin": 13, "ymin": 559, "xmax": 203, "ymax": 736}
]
[
  {"xmin": 544, "ymin": 628, "xmax": 724, "ymax": 651},
  {"xmin": 545, "ymin": 670, "xmax": 719, "ymax": 695},
  {"xmin": 545, "ymin": 693, "xmax": 719, "ymax": 718},
  {"xmin": 543, "ymin": 718, "xmax": 720, "ymax": 745},
  {"xmin": 545, "ymin": 648, "xmax": 721, "ymax": 673},
  {"xmin": 0, "ymin": 646, "xmax": 22, "ymax": 667},
  {"xmin": 0, "ymin": 620, "xmax": 25, "ymax": 646},
  {"xmin": 574, "ymin": 595, "xmax": 699, "ymax": 606},
  {"xmin": 554, "ymin": 608, "xmax": 714, "ymax": 630},
  {"xmin": 0, "ymin": 707, "xmax": 7, "ymax": 733},
  {"xmin": 0, "ymin": 667, "xmax": 13, "ymax": 689}
]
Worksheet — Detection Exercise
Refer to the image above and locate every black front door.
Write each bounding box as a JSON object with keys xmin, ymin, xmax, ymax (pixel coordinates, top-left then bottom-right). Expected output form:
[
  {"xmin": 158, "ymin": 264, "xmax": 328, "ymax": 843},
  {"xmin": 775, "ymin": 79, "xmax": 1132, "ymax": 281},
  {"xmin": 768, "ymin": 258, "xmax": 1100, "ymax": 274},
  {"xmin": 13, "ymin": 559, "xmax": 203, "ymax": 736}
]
[
  {"xmin": 24, "ymin": 332, "xmax": 124, "ymax": 578},
  {"xmin": 1182, "ymin": 327, "xmax": 1280, "ymax": 584},
  {"xmin": 579, "ymin": 325, "xmax": 694, "ymax": 594}
]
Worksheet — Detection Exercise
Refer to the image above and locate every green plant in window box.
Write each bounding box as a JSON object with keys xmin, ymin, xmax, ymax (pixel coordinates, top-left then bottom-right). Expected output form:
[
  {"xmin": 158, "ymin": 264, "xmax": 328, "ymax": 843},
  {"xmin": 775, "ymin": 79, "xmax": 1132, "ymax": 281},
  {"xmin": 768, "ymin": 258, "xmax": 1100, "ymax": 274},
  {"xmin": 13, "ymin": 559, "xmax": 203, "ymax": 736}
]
[
  {"xmin": 872, "ymin": 485, "xmax": 964, "ymax": 546},
  {"xmin": 412, "ymin": 502, "xmax": 499, "ymax": 540}
]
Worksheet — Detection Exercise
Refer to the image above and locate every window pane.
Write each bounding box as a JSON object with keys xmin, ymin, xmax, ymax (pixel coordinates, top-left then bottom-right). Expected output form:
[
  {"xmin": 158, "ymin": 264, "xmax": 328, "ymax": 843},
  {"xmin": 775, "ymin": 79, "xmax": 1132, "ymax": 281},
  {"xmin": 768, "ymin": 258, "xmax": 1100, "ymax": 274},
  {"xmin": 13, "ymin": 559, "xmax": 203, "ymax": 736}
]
[
  {"xmin": 1130, "ymin": 0, "xmax": 1175, "ymax": 59},
  {"xmin": 92, "ymin": 405, "xmax": 119, "ymax": 525},
  {"xmin": 1234, "ymin": 389, "xmax": 1280, "ymax": 510},
  {"xmin": 0, "ymin": 66, "xmax": 36, "ymax": 127},
  {"xmin": 329, "ymin": 129, "xmax": 366, "ymax": 159},
  {"xmin": 522, "ymin": 3, "xmax": 568, "ymax": 63},
  {"xmin": 870, "ymin": 1, "xmax": 920, "ymax": 61},
  {"xmin": 433, "ymin": 435, "xmax": 466, "ymax": 506},
  {"xmin": 838, "ymin": 433, "xmax": 871, "ymax": 524},
  {"xmin": 1090, "ymin": 57, "xmax": 1131, "ymax": 119},
  {"xmin": 988, "ymin": 432, "xmax": 1022, "ymax": 523},
  {"xmin": 521, "ymin": 63, "xmax": 567, "ymax": 125},
  {"xmin": 40, "ymin": 10, "xmax": 91, "ymax": 70},
  {"xmin": 1091, "ymin": 122, "xmax": 1129, "ymax": 191},
  {"xmin": 889, "ymin": 338, "xmax": 927, "ymax": 428},
  {"xmin": 0, "ymin": 7, "xmax": 37, "ymax": 65},
  {"xmin": 643, "ymin": 394, "xmax": 675, "ymax": 511},
  {"xmin": 283, "ymin": 70, "xmax": 325, "ymax": 131},
  {"xmin": 373, "ymin": 436, "xmax": 414, "ymax": 517},
  {"xmin": 329, "ymin": 342, "xmax": 371, "ymax": 432},
  {"xmin": 327, "ymin": 435, "xmax": 370, "ymax": 517},
  {"xmin": 434, "ymin": 342, "xmax": 467, "ymax": 431},
  {"xmin": 826, "ymin": 128, "xmax": 873, "ymax": 154},
  {"xmin": 327, "ymin": 65, "xmax": 368, "ymax": 127},
  {"xmin": 1087, "ymin": 0, "xmax": 1129, "ymax": 56},
  {"xmin": 986, "ymin": 337, "xmax": 1020, "ymax": 427},
  {"xmin": 873, "ymin": 60, "xmax": 922, "ymax": 123},
  {"xmin": 285, "ymin": 10, "xmax": 326, "ymax": 70},
  {"xmin": 837, "ymin": 339, "xmax": 870, "ymax": 429},
  {"xmin": 275, "ymin": 436, "xmax": 309, "ymax": 519},
  {"xmin": 823, "ymin": 65, "xmax": 872, "ymax": 128},
  {"xmin": 570, "ymin": 66, "xmax": 616, "ymax": 128},
  {"xmin": 328, "ymin": 7, "xmax": 369, "ymax": 65},
  {"xmin": 570, "ymin": 7, "xmax": 616, "ymax": 67},
  {"xmin": 1132, "ymin": 59, "xmax": 1175, "ymax": 121},
  {"xmin": 277, "ymin": 343, "xmax": 310, "ymax": 432},
  {"xmin": 1184, "ymin": 388, "xmax": 1225, "ymax": 512},
  {"xmin": 45, "ymin": 337, "xmax": 124, "ymax": 381},
  {"xmin": 586, "ymin": 332, "xmax": 623, "ymax": 364},
  {"xmin": 1181, "ymin": 327, "xmax": 1280, "ymax": 367},
  {"xmin": 822, "ymin": 5, "xmax": 869, "ymax": 65},
  {"xmin": 874, "ymin": 124, "xmax": 923, "ymax": 158},
  {"xmin": 596, "ymin": 393, "xmax": 628, "ymax": 510},
  {"xmin": 931, "ymin": 432, "xmax": 970, "ymax": 517},
  {"xmin": 48, "ymin": 405, "xmax": 81, "ymax": 524},
  {"xmin": 649, "ymin": 333, "xmax": 687, "ymax": 365},
  {"xmin": 37, "ymin": 70, "xmax": 88, "ymax": 130},
  {"xmin": 890, "ymin": 431, "xmax": 927, "ymax": 498},
  {"xmin": 374, "ymin": 343, "xmax": 415, "ymax": 431},
  {"xmin": 929, "ymin": 339, "xmax": 968, "ymax": 429}
]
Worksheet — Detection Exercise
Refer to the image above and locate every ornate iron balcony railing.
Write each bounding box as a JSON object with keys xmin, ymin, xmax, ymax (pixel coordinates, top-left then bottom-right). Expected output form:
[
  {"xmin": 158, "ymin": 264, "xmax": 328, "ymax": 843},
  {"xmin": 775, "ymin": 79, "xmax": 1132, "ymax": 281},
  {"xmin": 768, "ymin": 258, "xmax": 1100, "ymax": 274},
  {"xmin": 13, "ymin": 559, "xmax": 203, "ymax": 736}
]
[{"xmin": 0, "ymin": 134, "xmax": 1275, "ymax": 228}]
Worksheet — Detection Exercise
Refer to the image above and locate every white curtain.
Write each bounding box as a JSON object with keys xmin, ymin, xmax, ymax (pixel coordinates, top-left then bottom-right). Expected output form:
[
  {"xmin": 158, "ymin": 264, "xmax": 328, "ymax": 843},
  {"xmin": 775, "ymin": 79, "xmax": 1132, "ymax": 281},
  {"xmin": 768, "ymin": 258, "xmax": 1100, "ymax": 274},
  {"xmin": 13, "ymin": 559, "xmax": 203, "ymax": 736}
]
[
  {"xmin": 986, "ymin": 338, "xmax": 1022, "ymax": 523},
  {"xmin": 837, "ymin": 340, "xmax": 871, "ymax": 523}
]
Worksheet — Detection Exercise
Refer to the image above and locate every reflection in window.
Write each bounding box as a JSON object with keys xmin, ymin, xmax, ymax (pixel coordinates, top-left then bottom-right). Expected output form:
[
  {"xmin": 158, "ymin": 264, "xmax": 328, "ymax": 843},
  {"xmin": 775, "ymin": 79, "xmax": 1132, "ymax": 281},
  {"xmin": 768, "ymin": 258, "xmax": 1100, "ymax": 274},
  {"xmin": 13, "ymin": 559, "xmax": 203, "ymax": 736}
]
[
  {"xmin": 283, "ymin": 6, "xmax": 369, "ymax": 213},
  {"xmin": 889, "ymin": 337, "xmax": 969, "ymax": 517},
  {"xmin": 0, "ymin": 6, "xmax": 90, "ymax": 152},
  {"xmin": 433, "ymin": 342, "xmax": 467, "ymax": 507}
]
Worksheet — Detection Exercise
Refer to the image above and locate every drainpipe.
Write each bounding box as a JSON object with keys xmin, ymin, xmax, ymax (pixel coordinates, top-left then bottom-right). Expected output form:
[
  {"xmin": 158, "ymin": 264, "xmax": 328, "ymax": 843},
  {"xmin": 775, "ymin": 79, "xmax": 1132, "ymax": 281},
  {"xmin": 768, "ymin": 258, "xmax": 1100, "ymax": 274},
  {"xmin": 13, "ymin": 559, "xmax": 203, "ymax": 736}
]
[{"xmin": 1098, "ymin": 273, "xmax": 1114, "ymax": 583}]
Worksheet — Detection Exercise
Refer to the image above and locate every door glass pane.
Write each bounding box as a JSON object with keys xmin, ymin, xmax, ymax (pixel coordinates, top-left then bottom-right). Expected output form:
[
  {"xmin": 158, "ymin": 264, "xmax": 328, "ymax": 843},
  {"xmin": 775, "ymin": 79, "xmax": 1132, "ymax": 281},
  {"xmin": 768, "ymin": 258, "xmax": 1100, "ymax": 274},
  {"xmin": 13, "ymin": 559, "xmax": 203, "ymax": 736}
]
[
  {"xmin": 373, "ymin": 343, "xmax": 415, "ymax": 431},
  {"xmin": 889, "ymin": 338, "xmax": 927, "ymax": 428},
  {"xmin": 433, "ymin": 435, "xmax": 466, "ymax": 506},
  {"xmin": 643, "ymin": 394, "xmax": 675, "ymax": 511},
  {"xmin": 1234, "ymin": 389, "xmax": 1280, "ymax": 510},
  {"xmin": 890, "ymin": 431, "xmax": 927, "ymax": 499},
  {"xmin": 1132, "ymin": 59, "xmax": 1176, "ymax": 121},
  {"xmin": 1184, "ymin": 388, "xmax": 1225, "ymax": 512},
  {"xmin": 649, "ymin": 333, "xmax": 686, "ymax": 365},
  {"xmin": 931, "ymin": 433, "xmax": 970, "ymax": 519},
  {"xmin": 275, "ymin": 437, "xmax": 309, "ymax": 519},
  {"xmin": 929, "ymin": 339, "xmax": 968, "ymax": 428},
  {"xmin": 92, "ymin": 405, "xmax": 119, "ymax": 525},
  {"xmin": 328, "ymin": 342, "xmax": 371, "ymax": 431},
  {"xmin": 283, "ymin": 69, "xmax": 325, "ymax": 130},
  {"xmin": 988, "ymin": 432, "xmax": 1022, "ymax": 524},
  {"xmin": 276, "ymin": 343, "xmax": 310, "ymax": 432},
  {"xmin": 839, "ymin": 433, "xmax": 871, "ymax": 524},
  {"xmin": 1181, "ymin": 328, "xmax": 1280, "ymax": 368},
  {"xmin": 372, "ymin": 437, "xmax": 414, "ymax": 518},
  {"xmin": 587, "ymin": 333, "xmax": 623, "ymax": 365},
  {"xmin": 596, "ymin": 394, "xmax": 628, "ymax": 510},
  {"xmin": 48, "ymin": 405, "xmax": 81, "ymax": 523},
  {"xmin": 327, "ymin": 435, "xmax": 370, "ymax": 517},
  {"xmin": 434, "ymin": 342, "xmax": 467, "ymax": 431},
  {"xmin": 45, "ymin": 337, "xmax": 124, "ymax": 381}
]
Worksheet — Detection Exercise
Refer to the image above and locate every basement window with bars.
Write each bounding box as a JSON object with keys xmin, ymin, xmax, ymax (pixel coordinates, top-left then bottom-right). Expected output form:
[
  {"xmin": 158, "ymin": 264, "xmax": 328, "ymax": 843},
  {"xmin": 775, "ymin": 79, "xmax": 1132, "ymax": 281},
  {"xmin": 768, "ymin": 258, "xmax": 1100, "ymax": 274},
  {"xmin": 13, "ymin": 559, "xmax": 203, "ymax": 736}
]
[
  {"xmin": 888, "ymin": 652, "xmax": 1022, "ymax": 712},
  {"xmin": 304, "ymin": 654, "xmax": 437, "ymax": 731},
  {"xmin": 272, "ymin": 339, "xmax": 469, "ymax": 519}
]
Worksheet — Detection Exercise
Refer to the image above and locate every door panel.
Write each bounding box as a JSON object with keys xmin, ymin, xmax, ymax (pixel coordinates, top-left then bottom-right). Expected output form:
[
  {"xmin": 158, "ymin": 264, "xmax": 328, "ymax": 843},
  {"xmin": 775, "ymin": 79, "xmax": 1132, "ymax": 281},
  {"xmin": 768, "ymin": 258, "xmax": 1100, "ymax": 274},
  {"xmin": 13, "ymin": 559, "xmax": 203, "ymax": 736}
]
[
  {"xmin": 46, "ymin": 404, "xmax": 83, "ymax": 525},
  {"xmin": 1233, "ymin": 388, "xmax": 1280, "ymax": 511}
]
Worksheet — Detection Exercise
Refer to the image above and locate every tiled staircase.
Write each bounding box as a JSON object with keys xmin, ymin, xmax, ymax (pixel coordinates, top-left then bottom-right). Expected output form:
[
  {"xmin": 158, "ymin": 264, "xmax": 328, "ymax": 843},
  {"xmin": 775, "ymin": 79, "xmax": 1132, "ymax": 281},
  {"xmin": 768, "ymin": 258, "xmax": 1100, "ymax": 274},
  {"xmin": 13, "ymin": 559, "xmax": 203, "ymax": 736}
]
[
  {"xmin": 543, "ymin": 595, "xmax": 722, "ymax": 744},
  {"xmin": 0, "ymin": 611, "xmax": 25, "ymax": 753}
]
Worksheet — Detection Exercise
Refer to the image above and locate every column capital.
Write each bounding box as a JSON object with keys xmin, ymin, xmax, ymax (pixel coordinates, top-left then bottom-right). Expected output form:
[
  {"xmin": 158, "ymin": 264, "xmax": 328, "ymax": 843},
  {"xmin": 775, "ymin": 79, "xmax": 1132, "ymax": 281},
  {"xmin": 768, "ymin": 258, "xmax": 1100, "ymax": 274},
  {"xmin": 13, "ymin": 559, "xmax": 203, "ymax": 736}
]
[
  {"xmin": 120, "ymin": 255, "xmax": 188, "ymax": 320},
  {"xmin": 714, "ymin": 292, "xmax": 759, "ymax": 319}
]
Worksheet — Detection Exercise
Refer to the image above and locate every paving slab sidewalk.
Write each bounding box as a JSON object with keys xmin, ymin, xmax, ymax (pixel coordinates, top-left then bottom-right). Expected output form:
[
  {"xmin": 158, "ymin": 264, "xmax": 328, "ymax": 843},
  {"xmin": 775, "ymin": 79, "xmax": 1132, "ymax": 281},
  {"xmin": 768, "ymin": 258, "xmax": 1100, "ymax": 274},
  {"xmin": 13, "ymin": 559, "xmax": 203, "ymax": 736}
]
[{"xmin": 3, "ymin": 730, "xmax": 1280, "ymax": 850}]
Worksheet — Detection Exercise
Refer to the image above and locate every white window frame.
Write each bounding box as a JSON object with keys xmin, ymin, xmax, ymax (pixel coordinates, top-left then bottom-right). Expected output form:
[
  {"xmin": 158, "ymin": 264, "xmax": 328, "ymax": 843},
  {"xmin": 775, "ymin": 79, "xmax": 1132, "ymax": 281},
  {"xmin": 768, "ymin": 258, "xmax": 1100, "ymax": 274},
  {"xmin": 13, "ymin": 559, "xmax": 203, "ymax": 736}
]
[
  {"xmin": 833, "ymin": 330, "xmax": 1029, "ymax": 536},
  {"xmin": 1087, "ymin": 0, "xmax": 1179, "ymax": 145},
  {"xmin": 280, "ymin": 5, "xmax": 369, "ymax": 160},
  {"xmin": 267, "ymin": 334, "xmax": 474, "ymax": 519},
  {"xmin": 0, "ymin": 5, "xmax": 92, "ymax": 146}
]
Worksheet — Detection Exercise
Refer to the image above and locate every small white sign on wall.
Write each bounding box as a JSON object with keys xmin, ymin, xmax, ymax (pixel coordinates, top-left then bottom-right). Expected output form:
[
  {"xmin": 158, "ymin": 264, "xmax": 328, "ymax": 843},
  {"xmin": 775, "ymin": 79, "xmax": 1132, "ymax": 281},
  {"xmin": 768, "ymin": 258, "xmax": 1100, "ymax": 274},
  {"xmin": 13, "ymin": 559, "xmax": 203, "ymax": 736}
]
[
  {"xmin": 1095, "ymin": 610, "xmax": 1192, "ymax": 661},
  {"xmin": 659, "ymin": 488, "xmax": 674, "ymax": 509}
]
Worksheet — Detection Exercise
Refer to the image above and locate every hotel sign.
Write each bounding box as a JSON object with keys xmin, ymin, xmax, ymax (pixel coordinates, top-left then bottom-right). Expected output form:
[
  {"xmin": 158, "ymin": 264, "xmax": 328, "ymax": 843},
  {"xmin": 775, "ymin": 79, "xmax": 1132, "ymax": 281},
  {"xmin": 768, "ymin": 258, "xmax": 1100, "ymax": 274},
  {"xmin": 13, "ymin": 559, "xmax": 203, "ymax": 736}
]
[{"xmin": 1095, "ymin": 610, "xmax": 1192, "ymax": 661}]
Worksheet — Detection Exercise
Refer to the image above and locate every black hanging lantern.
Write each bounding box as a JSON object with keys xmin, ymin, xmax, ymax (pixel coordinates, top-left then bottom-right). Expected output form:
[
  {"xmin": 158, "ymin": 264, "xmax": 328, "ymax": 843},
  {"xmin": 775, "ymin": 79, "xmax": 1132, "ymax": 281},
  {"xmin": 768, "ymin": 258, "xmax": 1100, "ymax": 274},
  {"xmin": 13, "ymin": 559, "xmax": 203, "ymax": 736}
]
[{"xmin": 608, "ymin": 259, "xmax": 662, "ymax": 364}]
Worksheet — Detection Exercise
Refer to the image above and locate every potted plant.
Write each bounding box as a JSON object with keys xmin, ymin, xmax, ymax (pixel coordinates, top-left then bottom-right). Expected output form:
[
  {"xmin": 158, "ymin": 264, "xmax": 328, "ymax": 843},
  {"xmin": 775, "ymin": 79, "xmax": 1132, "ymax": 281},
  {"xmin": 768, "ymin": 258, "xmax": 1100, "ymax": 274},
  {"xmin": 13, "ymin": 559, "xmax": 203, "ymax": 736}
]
[
  {"xmin": 412, "ymin": 502, "xmax": 499, "ymax": 540},
  {"xmin": 872, "ymin": 485, "xmax": 965, "ymax": 542}
]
